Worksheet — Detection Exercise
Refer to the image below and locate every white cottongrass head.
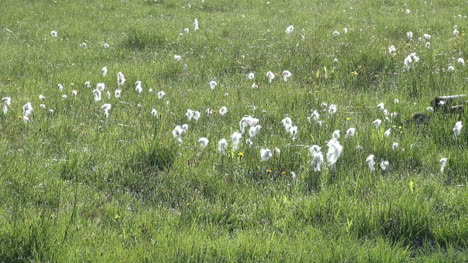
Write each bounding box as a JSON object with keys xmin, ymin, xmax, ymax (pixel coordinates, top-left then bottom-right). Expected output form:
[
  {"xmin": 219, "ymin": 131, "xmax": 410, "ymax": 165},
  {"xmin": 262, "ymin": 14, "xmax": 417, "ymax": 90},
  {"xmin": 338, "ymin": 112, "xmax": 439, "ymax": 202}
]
[
  {"xmin": 260, "ymin": 148, "xmax": 273, "ymax": 161},
  {"xmin": 22, "ymin": 102, "xmax": 33, "ymax": 118},
  {"xmin": 249, "ymin": 125, "xmax": 262, "ymax": 138},
  {"xmin": 406, "ymin": 31, "xmax": 413, "ymax": 40},
  {"xmin": 457, "ymin": 58, "xmax": 465, "ymax": 66},
  {"xmin": 72, "ymin": 90, "xmax": 78, "ymax": 96},
  {"xmin": 135, "ymin": 81, "xmax": 143, "ymax": 94},
  {"xmin": 372, "ymin": 119, "xmax": 382, "ymax": 128},
  {"xmin": 345, "ymin": 128, "xmax": 356, "ymax": 139},
  {"xmin": 453, "ymin": 121, "xmax": 463, "ymax": 139},
  {"xmin": 209, "ymin": 81, "xmax": 218, "ymax": 90},
  {"xmin": 447, "ymin": 66, "xmax": 455, "ymax": 72},
  {"xmin": 309, "ymin": 145, "xmax": 324, "ymax": 172},
  {"xmin": 158, "ymin": 91, "xmax": 166, "ymax": 99},
  {"xmin": 151, "ymin": 109, "xmax": 158, "ymax": 117},
  {"xmin": 96, "ymin": 83, "xmax": 106, "ymax": 92},
  {"xmin": 405, "ymin": 9, "xmax": 411, "ymax": 14},
  {"xmin": 51, "ymin": 30, "xmax": 58, "ymax": 37},
  {"xmin": 282, "ymin": 70, "xmax": 292, "ymax": 81},
  {"xmin": 453, "ymin": 25, "xmax": 459, "ymax": 37},
  {"xmin": 172, "ymin": 125, "xmax": 188, "ymax": 143},
  {"xmin": 384, "ymin": 128, "xmax": 391, "ymax": 137},
  {"xmin": 218, "ymin": 139, "xmax": 228, "ymax": 155},
  {"xmin": 404, "ymin": 53, "xmax": 419, "ymax": 70},
  {"xmin": 193, "ymin": 19, "xmax": 199, "ymax": 30},
  {"xmin": 239, "ymin": 115, "xmax": 259, "ymax": 134},
  {"xmin": 332, "ymin": 31, "xmax": 340, "ymax": 36},
  {"xmin": 326, "ymin": 139, "xmax": 343, "ymax": 172},
  {"xmin": 266, "ymin": 71, "xmax": 275, "ymax": 83},
  {"xmin": 247, "ymin": 72, "xmax": 255, "ymax": 80},
  {"xmin": 440, "ymin": 158, "xmax": 448, "ymax": 173},
  {"xmin": 377, "ymin": 102, "xmax": 385, "ymax": 111},
  {"xmin": 115, "ymin": 89, "xmax": 122, "ymax": 99},
  {"xmin": 57, "ymin": 84, "xmax": 64, "ymax": 92},
  {"xmin": 332, "ymin": 130, "xmax": 340, "ymax": 140},
  {"xmin": 93, "ymin": 89, "xmax": 102, "ymax": 102},
  {"xmin": 101, "ymin": 66, "xmax": 108, "ymax": 77},
  {"xmin": 328, "ymin": 104, "xmax": 337, "ymax": 115},
  {"xmin": 423, "ymin": 34, "xmax": 431, "ymax": 40},
  {"xmin": 219, "ymin": 106, "xmax": 228, "ymax": 116},
  {"xmin": 231, "ymin": 132, "xmax": 242, "ymax": 150},
  {"xmin": 392, "ymin": 142, "xmax": 399, "ymax": 150},
  {"xmin": 117, "ymin": 72, "xmax": 126, "ymax": 88},
  {"xmin": 366, "ymin": 154, "xmax": 375, "ymax": 172},
  {"xmin": 380, "ymin": 160, "xmax": 389, "ymax": 171},
  {"xmin": 62, "ymin": 94, "xmax": 67, "ymax": 100},
  {"xmin": 388, "ymin": 45, "xmax": 396, "ymax": 55},
  {"xmin": 198, "ymin": 137, "xmax": 209, "ymax": 149},
  {"xmin": 101, "ymin": 104, "xmax": 112, "ymax": 118},
  {"xmin": 285, "ymin": 25, "xmax": 294, "ymax": 34}
]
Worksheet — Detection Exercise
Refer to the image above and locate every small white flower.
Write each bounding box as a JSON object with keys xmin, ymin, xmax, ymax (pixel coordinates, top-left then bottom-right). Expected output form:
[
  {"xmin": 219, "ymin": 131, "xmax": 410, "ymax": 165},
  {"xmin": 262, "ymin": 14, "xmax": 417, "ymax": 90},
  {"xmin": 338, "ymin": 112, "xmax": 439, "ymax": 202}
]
[
  {"xmin": 285, "ymin": 25, "xmax": 294, "ymax": 34},
  {"xmin": 372, "ymin": 119, "xmax": 382, "ymax": 128},
  {"xmin": 151, "ymin": 109, "xmax": 158, "ymax": 116},
  {"xmin": 50, "ymin": 31, "xmax": 58, "ymax": 37},
  {"xmin": 80, "ymin": 42, "xmax": 87, "ymax": 48},
  {"xmin": 198, "ymin": 137, "xmax": 209, "ymax": 149},
  {"xmin": 158, "ymin": 91, "xmax": 166, "ymax": 99},
  {"xmin": 260, "ymin": 148, "xmax": 273, "ymax": 161},
  {"xmin": 247, "ymin": 72, "xmax": 255, "ymax": 80},
  {"xmin": 447, "ymin": 65, "xmax": 455, "ymax": 72},
  {"xmin": 405, "ymin": 9, "xmax": 411, "ymax": 14},
  {"xmin": 380, "ymin": 160, "xmax": 389, "ymax": 171},
  {"xmin": 209, "ymin": 81, "xmax": 218, "ymax": 90}
]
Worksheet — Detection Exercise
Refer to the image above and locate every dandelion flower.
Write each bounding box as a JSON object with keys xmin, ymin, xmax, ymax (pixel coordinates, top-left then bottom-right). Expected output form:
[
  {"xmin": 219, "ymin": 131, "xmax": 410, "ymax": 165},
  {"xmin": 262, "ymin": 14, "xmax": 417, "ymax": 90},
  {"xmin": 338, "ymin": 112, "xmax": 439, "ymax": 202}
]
[
  {"xmin": 260, "ymin": 148, "xmax": 273, "ymax": 161},
  {"xmin": 366, "ymin": 154, "xmax": 375, "ymax": 172}
]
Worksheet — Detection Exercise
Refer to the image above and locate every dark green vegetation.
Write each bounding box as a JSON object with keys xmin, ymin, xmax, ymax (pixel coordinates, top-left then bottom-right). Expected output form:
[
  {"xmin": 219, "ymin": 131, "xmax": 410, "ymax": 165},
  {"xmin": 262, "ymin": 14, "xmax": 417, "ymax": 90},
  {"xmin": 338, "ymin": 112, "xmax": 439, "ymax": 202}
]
[{"xmin": 0, "ymin": 0, "xmax": 466, "ymax": 261}]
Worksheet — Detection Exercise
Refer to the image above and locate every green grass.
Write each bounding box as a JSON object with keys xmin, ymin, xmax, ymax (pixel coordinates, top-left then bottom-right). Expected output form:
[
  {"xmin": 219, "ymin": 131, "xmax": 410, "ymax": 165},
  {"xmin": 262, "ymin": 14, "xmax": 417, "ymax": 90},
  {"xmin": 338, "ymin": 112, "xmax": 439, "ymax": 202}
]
[{"xmin": 0, "ymin": 0, "xmax": 467, "ymax": 261}]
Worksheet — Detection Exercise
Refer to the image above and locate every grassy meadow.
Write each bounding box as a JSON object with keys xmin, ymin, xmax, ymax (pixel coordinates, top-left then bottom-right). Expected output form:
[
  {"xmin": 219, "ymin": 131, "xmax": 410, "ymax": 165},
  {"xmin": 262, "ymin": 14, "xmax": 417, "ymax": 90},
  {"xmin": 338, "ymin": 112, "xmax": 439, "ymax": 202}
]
[{"xmin": 0, "ymin": 0, "xmax": 467, "ymax": 261}]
